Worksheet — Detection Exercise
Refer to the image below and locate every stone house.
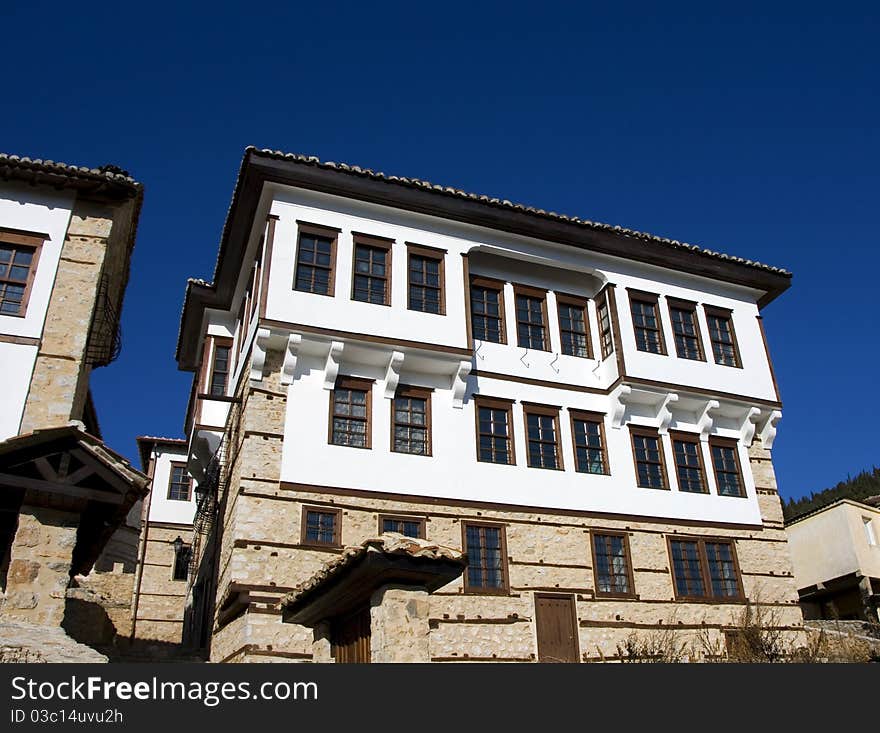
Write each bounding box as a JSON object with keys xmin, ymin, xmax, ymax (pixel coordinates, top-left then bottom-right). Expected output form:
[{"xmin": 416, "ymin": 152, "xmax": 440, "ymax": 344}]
[
  {"xmin": 0, "ymin": 153, "xmax": 147, "ymax": 660},
  {"xmin": 786, "ymin": 498, "xmax": 880, "ymax": 622},
  {"xmin": 173, "ymin": 147, "xmax": 804, "ymax": 662}
]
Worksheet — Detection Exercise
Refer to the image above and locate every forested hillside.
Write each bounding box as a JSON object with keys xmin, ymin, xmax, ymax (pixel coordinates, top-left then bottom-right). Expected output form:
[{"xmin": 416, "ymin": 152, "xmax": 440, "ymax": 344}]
[{"xmin": 783, "ymin": 467, "xmax": 880, "ymax": 521}]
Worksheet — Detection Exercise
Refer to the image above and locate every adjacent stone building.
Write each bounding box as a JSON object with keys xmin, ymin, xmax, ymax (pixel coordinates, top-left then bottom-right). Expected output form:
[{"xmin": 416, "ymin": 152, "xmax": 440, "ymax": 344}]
[
  {"xmin": 0, "ymin": 154, "xmax": 147, "ymax": 661},
  {"xmin": 174, "ymin": 147, "xmax": 803, "ymax": 662}
]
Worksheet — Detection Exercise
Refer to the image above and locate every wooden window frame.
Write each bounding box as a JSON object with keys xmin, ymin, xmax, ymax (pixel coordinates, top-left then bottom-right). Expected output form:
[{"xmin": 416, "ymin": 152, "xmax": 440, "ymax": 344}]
[
  {"xmin": 708, "ymin": 436, "xmax": 747, "ymax": 498},
  {"xmin": 595, "ymin": 288, "xmax": 614, "ymax": 360},
  {"xmin": 629, "ymin": 426, "xmax": 669, "ymax": 490},
  {"xmin": 590, "ymin": 530, "xmax": 637, "ymax": 599},
  {"xmin": 293, "ymin": 221, "xmax": 339, "ymax": 297},
  {"xmin": 469, "ymin": 275, "xmax": 507, "ymax": 344},
  {"xmin": 328, "ymin": 376, "xmax": 374, "ymax": 450},
  {"xmin": 522, "ymin": 402, "xmax": 564, "ymax": 471},
  {"xmin": 667, "ymin": 535, "xmax": 745, "ymax": 602},
  {"xmin": 627, "ymin": 289, "xmax": 667, "ymax": 355},
  {"xmin": 377, "ymin": 514, "xmax": 426, "ymax": 539},
  {"xmin": 0, "ymin": 229, "xmax": 44, "ymax": 319},
  {"xmin": 406, "ymin": 243, "xmax": 446, "ymax": 315},
  {"xmin": 667, "ymin": 297, "xmax": 705, "ymax": 362},
  {"xmin": 167, "ymin": 462, "xmax": 192, "ymax": 502},
  {"xmin": 513, "ymin": 284, "xmax": 550, "ymax": 352},
  {"xmin": 207, "ymin": 337, "xmax": 233, "ymax": 397},
  {"xmin": 703, "ymin": 305, "xmax": 742, "ymax": 368},
  {"xmin": 569, "ymin": 409, "xmax": 610, "ymax": 475},
  {"xmin": 351, "ymin": 233, "xmax": 393, "ymax": 307},
  {"xmin": 301, "ymin": 506, "xmax": 342, "ymax": 548},
  {"xmin": 461, "ymin": 521, "xmax": 509, "ymax": 595},
  {"xmin": 556, "ymin": 293, "xmax": 593, "ymax": 359},
  {"xmin": 390, "ymin": 384, "xmax": 432, "ymax": 456},
  {"xmin": 669, "ymin": 430, "xmax": 709, "ymax": 494},
  {"xmin": 474, "ymin": 396, "xmax": 516, "ymax": 466}
]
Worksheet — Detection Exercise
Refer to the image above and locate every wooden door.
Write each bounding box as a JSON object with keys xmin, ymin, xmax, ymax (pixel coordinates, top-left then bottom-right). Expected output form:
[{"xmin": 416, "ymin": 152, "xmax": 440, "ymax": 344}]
[
  {"xmin": 535, "ymin": 593, "xmax": 579, "ymax": 663},
  {"xmin": 331, "ymin": 607, "xmax": 371, "ymax": 663}
]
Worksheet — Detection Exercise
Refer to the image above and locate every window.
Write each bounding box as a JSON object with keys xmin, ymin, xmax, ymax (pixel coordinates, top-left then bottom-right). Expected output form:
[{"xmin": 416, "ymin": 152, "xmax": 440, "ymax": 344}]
[
  {"xmin": 351, "ymin": 235, "xmax": 392, "ymax": 306},
  {"xmin": 595, "ymin": 288, "xmax": 615, "ymax": 359},
  {"xmin": 167, "ymin": 463, "xmax": 192, "ymax": 501},
  {"xmin": 592, "ymin": 532, "xmax": 635, "ymax": 597},
  {"xmin": 462, "ymin": 522, "xmax": 508, "ymax": 594},
  {"xmin": 379, "ymin": 515, "xmax": 426, "ymax": 538},
  {"xmin": 570, "ymin": 411, "xmax": 609, "ymax": 475},
  {"xmin": 864, "ymin": 517, "xmax": 877, "ymax": 547},
  {"xmin": 667, "ymin": 299, "xmax": 704, "ymax": 361},
  {"xmin": 208, "ymin": 339, "xmax": 232, "ymax": 396},
  {"xmin": 392, "ymin": 386, "xmax": 431, "ymax": 456},
  {"xmin": 557, "ymin": 295, "xmax": 592, "ymax": 358},
  {"xmin": 709, "ymin": 437, "xmax": 746, "ymax": 497},
  {"xmin": 329, "ymin": 377, "xmax": 373, "ymax": 449},
  {"xmin": 668, "ymin": 538, "xmax": 743, "ymax": 601},
  {"xmin": 407, "ymin": 244, "xmax": 445, "ymax": 314},
  {"xmin": 474, "ymin": 397, "xmax": 516, "ymax": 465},
  {"xmin": 514, "ymin": 286, "xmax": 549, "ymax": 351},
  {"xmin": 630, "ymin": 427, "xmax": 668, "ymax": 489},
  {"xmin": 172, "ymin": 543, "xmax": 191, "ymax": 582},
  {"xmin": 294, "ymin": 222, "xmax": 337, "ymax": 296},
  {"xmin": 0, "ymin": 230, "xmax": 42, "ymax": 317},
  {"xmin": 705, "ymin": 306, "xmax": 741, "ymax": 367},
  {"xmin": 523, "ymin": 404, "xmax": 563, "ymax": 470},
  {"xmin": 470, "ymin": 277, "xmax": 506, "ymax": 344},
  {"xmin": 671, "ymin": 432, "xmax": 708, "ymax": 493},
  {"xmin": 628, "ymin": 291, "xmax": 666, "ymax": 354},
  {"xmin": 302, "ymin": 507, "xmax": 341, "ymax": 547}
]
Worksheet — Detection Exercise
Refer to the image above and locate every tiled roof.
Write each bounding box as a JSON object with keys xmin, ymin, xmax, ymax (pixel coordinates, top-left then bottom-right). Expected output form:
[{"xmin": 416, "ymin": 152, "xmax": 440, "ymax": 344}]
[
  {"xmin": 245, "ymin": 146, "xmax": 790, "ymax": 277},
  {"xmin": 0, "ymin": 153, "xmax": 142, "ymax": 191}
]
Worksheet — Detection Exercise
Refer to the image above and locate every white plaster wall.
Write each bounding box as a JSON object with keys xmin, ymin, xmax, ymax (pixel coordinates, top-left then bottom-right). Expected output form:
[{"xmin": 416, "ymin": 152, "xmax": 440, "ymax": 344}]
[
  {"xmin": 787, "ymin": 504, "xmax": 862, "ymax": 589},
  {"xmin": 148, "ymin": 448, "xmax": 197, "ymax": 525},
  {"xmin": 279, "ymin": 359, "xmax": 762, "ymax": 526},
  {"xmin": 845, "ymin": 503, "xmax": 880, "ymax": 580},
  {"xmin": 0, "ymin": 183, "xmax": 75, "ymax": 339},
  {"xmin": 253, "ymin": 186, "xmax": 777, "ymax": 403},
  {"xmin": 0, "ymin": 341, "xmax": 37, "ymax": 440}
]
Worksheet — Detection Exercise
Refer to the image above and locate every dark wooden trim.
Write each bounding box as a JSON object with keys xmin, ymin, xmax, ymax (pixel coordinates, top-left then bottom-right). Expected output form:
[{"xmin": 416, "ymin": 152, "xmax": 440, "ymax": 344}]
[
  {"xmin": 605, "ymin": 284, "xmax": 626, "ymax": 375},
  {"xmin": 278, "ymin": 481, "xmax": 766, "ymax": 530},
  {"xmin": 166, "ymin": 461, "xmax": 193, "ymax": 502},
  {"xmin": 469, "ymin": 275, "xmax": 508, "ymax": 345},
  {"xmin": 522, "ymin": 403, "xmax": 564, "ymax": 471},
  {"xmin": 462, "ymin": 253, "xmax": 473, "ymax": 349},
  {"xmin": 627, "ymin": 288, "xmax": 667, "ymax": 356},
  {"xmin": 623, "ymin": 375, "xmax": 782, "ymax": 408},
  {"xmin": 461, "ymin": 520, "xmax": 510, "ymax": 595},
  {"xmin": 206, "ymin": 336, "xmax": 233, "ymax": 397},
  {"xmin": 589, "ymin": 529, "xmax": 637, "ymax": 599},
  {"xmin": 568, "ymin": 410, "xmax": 610, "ymax": 475},
  {"xmin": 703, "ymin": 304, "xmax": 743, "ymax": 369},
  {"xmin": 406, "ymin": 242, "xmax": 446, "ymax": 315},
  {"xmin": 708, "ymin": 436, "xmax": 747, "ymax": 498},
  {"xmin": 259, "ymin": 317, "xmax": 472, "ymax": 357},
  {"xmin": 0, "ymin": 334, "xmax": 40, "ymax": 346},
  {"xmin": 0, "ymin": 226, "xmax": 49, "ymax": 243},
  {"xmin": 294, "ymin": 221, "xmax": 338, "ymax": 297},
  {"xmin": 555, "ymin": 292, "xmax": 594, "ymax": 359},
  {"xmin": 0, "ymin": 230, "xmax": 44, "ymax": 319},
  {"xmin": 473, "ymin": 395, "xmax": 516, "ymax": 466},
  {"xmin": 377, "ymin": 514, "xmax": 427, "ymax": 538},
  {"xmin": 666, "ymin": 534, "xmax": 746, "ymax": 603},
  {"xmin": 300, "ymin": 505, "xmax": 343, "ymax": 548},
  {"xmin": 666, "ymin": 298, "xmax": 706, "ymax": 361},
  {"xmin": 328, "ymin": 376, "xmax": 373, "ymax": 450},
  {"xmin": 534, "ymin": 592, "xmax": 581, "ymax": 663},
  {"xmin": 258, "ymin": 215, "xmax": 276, "ymax": 319},
  {"xmin": 756, "ymin": 315, "xmax": 781, "ymax": 402},
  {"xmin": 512, "ymin": 283, "xmax": 550, "ymax": 352},
  {"xmin": 628, "ymin": 425, "xmax": 669, "ymax": 490},
  {"xmin": 351, "ymin": 233, "xmax": 393, "ymax": 307},
  {"xmin": 471, "ymin": 369, "xmax": 609, "ymax": 394},
  {"xmin": 669, "ymin": 430, "xmax": 710, "ymax": 494},
  {"xmin": 390, "ymin": 384, "xmax": 432, "ymax": 456}
]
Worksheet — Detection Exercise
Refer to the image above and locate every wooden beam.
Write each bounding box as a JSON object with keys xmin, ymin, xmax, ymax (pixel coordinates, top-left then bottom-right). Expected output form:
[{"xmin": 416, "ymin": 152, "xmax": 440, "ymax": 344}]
[{"xmin": 0, "ymin": 473, "xmax": 124, "ymax": 505}]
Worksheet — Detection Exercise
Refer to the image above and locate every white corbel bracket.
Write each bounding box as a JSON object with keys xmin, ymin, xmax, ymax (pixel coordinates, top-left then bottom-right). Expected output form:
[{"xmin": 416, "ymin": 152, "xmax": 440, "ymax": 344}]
[
  {"xmin": 383, "ymin": 351, "xmax": 405, "ymax": 399},
  {"xmin": 697, "ymin": 399, "xmax": 721, "ymax": 441},
  {"xmin": 610, "ymin": 384, "xmax": 632, "ymax": 429},
  {"xmin": 250, "ymin": 327, "xmax": 272, "ymax": 384},
  {"xmin": 739, "ymin": 407, "xmax": 763, "ymax": 446},
  {"xmin": 280, "ymin": 333, "xmax": 302, "ymax": 386},
  {"xmin": 757, "ymin": 410, "xmax": 782, "ymax": 450},
  {"xmin": 657, "ymin": 393, "xmax": 679, "ymax": 435},
  {"xmin": 452, "ymin": 360, "xmax": 472, "ymax": 409},
  {"xmin": 322, "ymin": 341, "xmax": 345, "ymax": 390}
]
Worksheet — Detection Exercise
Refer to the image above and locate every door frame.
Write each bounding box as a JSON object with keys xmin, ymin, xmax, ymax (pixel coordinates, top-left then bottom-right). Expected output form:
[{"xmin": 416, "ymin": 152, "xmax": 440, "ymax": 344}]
[{"xmin": 533, "ymin": 592, "xmax": 581, "ymax": 663}]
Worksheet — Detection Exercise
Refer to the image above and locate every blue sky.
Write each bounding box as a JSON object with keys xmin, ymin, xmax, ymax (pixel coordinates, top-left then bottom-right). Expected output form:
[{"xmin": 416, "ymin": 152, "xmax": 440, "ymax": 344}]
[{"xmin": 2, "ymin": 2, "xmax": 876, "ymax": 502}]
